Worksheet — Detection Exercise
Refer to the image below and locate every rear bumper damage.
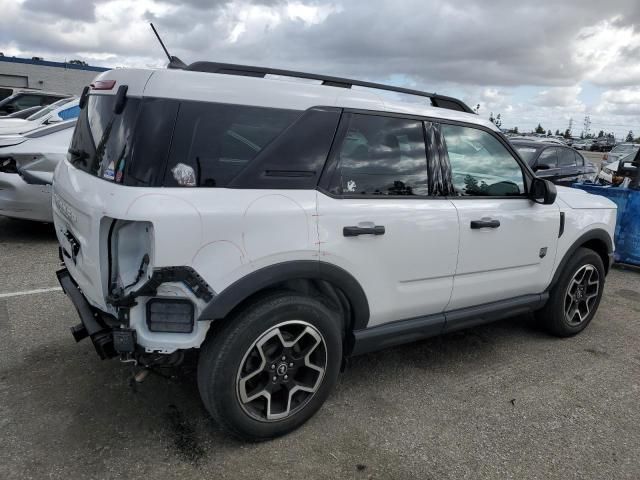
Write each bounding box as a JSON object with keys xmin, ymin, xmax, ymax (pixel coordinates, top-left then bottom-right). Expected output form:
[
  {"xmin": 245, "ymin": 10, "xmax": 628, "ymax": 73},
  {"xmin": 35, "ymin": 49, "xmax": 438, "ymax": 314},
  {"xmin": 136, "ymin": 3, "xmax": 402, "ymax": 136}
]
[{"xmin": 57, "ymin": 268, "xmax": 134, "ymax": 359}]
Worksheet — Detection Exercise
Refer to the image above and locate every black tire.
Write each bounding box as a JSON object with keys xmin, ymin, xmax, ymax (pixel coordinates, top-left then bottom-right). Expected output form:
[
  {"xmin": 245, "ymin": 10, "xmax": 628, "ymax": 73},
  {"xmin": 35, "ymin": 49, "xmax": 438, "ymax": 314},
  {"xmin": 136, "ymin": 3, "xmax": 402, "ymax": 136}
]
[
  {"xmin": 537, "ymin": 247, "xmax": 605, "ymax": 337},
  {"xmin": 197, "ymin": 292, "xmax": 342, "ymax": 441}
]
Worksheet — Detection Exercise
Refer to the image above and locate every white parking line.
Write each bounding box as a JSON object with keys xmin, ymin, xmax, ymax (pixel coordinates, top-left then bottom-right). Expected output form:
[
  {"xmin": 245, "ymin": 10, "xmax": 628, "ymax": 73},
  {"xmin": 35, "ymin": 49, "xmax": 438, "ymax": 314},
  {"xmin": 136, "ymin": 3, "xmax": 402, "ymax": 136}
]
[{"xmin": 0, "ymin": 287, "xmax": 63, "ymax": 299}]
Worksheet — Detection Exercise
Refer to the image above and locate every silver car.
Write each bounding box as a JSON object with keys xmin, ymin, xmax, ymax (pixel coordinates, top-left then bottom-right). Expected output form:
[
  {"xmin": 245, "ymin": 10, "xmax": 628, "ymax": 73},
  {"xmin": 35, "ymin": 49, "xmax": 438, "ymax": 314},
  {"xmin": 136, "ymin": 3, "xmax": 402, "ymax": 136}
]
[
  {"xmin": 0, "ymin": 120, "xmax": 75, "ymax": 222},
  {"xmin": 601, "ymin": 143, "xmax": 639, "ymax": 164}
]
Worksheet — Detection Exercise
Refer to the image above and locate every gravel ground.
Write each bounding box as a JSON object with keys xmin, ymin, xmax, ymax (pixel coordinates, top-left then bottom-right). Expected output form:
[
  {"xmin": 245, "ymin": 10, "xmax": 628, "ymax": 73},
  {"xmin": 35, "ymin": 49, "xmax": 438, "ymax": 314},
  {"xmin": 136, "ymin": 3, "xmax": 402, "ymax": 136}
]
[{"xmin": 0, "ymin": 217, "xmax": 638, "ymax": 480}]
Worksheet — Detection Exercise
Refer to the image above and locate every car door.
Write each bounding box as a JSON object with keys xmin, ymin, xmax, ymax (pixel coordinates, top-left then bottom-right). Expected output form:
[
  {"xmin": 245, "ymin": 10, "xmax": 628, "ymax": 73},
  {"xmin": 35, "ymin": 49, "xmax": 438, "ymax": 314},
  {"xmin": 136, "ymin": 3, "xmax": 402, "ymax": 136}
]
[
  {"xmin": 317, "ymin": 113, "xmax": 459, "ymax": 328},
  {"xmin": 557, "ymin": 146, "xmax": 579, "ymax": 185},
  {"xmin": 533, "ymin": 146, "xmax": 561, "ymax": 182},
  {"xmin": 441, "ymin": 123, "xmax": 560, "ymax": 313}
]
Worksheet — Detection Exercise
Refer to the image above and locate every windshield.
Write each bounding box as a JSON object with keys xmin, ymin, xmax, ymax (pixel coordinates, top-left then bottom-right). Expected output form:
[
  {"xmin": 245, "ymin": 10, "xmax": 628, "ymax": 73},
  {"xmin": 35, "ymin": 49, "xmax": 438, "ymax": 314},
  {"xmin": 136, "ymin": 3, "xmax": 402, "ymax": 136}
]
[
  {"xmin": 514, "ymin": 145, "xmax": 540, "ymax": 165},
  {"xmin": 27, "ymin": 97, "xmax": 75, "ymax": 121},
  {"xmin": 611, "ymin": 144, "xmax": 639, "ymax": 154}
]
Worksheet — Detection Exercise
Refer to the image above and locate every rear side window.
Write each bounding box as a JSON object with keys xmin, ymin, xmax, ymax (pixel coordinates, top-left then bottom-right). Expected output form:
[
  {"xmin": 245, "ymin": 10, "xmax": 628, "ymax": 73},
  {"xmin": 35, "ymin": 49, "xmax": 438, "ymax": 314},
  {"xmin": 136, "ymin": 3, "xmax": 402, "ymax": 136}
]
[
  {"xmin": 328, "ymin": 113, "xmax": 428, "ymax": 196},
  {"xmin": 163, "ymin": 103, "xmax": 300, "ymax": 187}
]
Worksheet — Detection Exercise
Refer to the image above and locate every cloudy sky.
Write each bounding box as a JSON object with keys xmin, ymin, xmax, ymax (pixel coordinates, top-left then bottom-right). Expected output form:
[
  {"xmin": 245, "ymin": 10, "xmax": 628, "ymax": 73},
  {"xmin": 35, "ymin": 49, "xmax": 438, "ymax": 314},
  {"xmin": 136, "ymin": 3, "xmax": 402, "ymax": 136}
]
[{"xmin": 1, "ymin": 0, "xmax": 640, "ymax": 138}]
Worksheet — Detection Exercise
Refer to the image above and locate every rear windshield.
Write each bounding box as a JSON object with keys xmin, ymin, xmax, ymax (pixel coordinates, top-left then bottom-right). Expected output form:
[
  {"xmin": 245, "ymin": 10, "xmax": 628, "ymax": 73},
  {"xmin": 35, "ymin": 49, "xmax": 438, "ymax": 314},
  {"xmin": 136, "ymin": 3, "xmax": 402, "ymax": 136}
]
[
  {"xmin": 68, "ymin": 94, "xmax": 140, "ymax": 183},
  {"xmin": 68, "ymin": 95, "xmax": 299, "ymax": 187}
]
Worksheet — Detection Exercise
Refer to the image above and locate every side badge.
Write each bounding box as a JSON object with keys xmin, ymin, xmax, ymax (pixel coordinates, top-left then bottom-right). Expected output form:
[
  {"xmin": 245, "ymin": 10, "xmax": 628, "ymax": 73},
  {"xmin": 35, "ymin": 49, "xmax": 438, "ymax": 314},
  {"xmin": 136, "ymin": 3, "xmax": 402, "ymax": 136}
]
[{"xmin": 539, "ymin": 247, "xmax": 548, "ymax": 258}]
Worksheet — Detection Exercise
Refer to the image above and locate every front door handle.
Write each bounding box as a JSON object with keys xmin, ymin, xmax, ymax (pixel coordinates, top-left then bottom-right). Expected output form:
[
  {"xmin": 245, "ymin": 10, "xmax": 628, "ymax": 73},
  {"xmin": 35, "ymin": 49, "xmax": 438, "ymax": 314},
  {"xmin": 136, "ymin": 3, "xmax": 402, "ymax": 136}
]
[
  {"xmin": 343, "ymin": 225, "xmax": 386, "ymax": 237},
  {"xmin": 470, "ymin": 218, "xmax": 500, "ymax": 229}
]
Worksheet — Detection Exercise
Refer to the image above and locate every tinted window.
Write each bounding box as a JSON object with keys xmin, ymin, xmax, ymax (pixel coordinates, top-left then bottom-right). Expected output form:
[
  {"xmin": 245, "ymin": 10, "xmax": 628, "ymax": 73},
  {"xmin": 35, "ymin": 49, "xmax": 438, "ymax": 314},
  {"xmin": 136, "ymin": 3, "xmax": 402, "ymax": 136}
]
[
  {"xmin": 13, "ymin": 94, "xmax": 43, "ymax": 109},
  {"xmin": 538, "ymin": 147, "xmax": 558, "ymax": 167},
  {"xmin": 164, "ymin": 103, "xmax": 299, "ymax": 187},
  {"xmin": 68, "ymin": 94, "xmax": 140, "ymax": 182},
  {"xmin": 442, "ymin": 125, "xmax": 525, "ymax": 196},
  {"xmin": 27, "ymin": 97, "xmax": 74, "ymax": 121},
  {"xmin": 230, "ymin": 107, "xmax": 341, "ymax": 190},
  {"xmin": 329, "ymin": 114, "xmax": 428, "ymax": 196},
  {"xmin": 558, "ymin": 147, "xmax": 576, "ymax": 167}
]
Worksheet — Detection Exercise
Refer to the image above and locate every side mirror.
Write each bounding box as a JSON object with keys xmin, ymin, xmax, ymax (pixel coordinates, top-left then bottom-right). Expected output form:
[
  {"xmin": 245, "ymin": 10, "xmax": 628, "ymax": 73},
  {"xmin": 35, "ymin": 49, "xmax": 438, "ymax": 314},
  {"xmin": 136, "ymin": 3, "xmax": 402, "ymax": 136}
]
[
  {"xmin": 4, "ymin": 104, "xmax": 16, "ymax": 113},
  {"xmin": 618, "ymin": 160, "xmax": 638, "ymax": 177},
  {"xmin": 531, "ymin": 178, "xmax": 556, "ymax": 205},
  {"xmin": 534, "ymin": 163, "xmax": 553, "ymax": 172},
  {"xmin": 45, "ymin": 115, "xmax": 62, "ymax": 124}
]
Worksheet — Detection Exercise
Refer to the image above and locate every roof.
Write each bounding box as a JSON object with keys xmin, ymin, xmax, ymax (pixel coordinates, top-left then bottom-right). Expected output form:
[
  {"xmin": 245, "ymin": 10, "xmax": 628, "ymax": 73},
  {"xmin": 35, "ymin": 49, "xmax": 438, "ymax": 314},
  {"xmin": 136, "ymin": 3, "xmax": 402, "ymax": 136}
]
[
  {"xmin": 94, "ymin": 66, "xmax": 496, "ymax": 131},
  {"xmin": 185, "ymin": 62, "xmax": 474, "ymax": 114},
  {"xmin": 0, "ymin": 56, "xmax": 108, "ymax": 73}
]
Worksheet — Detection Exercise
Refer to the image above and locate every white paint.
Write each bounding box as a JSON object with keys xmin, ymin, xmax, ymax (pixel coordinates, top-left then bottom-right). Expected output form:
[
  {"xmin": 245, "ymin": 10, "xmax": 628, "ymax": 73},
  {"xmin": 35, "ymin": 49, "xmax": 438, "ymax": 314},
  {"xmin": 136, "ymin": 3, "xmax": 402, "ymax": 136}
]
[{"xmin": 0, "ymin": 287, "xmax": 62, "ymax": 299}]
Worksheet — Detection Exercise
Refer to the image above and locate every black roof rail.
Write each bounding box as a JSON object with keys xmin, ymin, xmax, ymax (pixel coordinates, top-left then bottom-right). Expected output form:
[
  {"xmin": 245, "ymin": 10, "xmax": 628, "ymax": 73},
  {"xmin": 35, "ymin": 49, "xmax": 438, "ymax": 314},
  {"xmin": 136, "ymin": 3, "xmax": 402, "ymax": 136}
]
[{"xmin": 184, "ymin": 62, "xmax": 475, "ymax": 114}]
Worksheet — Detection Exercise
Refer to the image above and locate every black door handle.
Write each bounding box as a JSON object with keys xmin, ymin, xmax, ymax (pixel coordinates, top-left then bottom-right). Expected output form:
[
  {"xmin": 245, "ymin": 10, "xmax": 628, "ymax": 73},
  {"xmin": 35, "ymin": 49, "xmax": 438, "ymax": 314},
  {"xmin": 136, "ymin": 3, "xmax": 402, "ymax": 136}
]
[
  {"xmin": 470, "ymin": 219, "xmax": 500, "ymax": 229},
  {"xmin": 343, "ymin": 225, "xmax": 386, "ymax": 237}
]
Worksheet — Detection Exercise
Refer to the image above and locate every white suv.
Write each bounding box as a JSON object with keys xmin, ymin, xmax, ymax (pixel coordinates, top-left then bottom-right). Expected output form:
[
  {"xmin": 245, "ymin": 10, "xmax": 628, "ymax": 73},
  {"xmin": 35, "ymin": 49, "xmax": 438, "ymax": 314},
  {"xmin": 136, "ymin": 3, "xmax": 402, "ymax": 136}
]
[{"xmin": 53, "ymin": 63, "xmax": 617, "ymax": 440}]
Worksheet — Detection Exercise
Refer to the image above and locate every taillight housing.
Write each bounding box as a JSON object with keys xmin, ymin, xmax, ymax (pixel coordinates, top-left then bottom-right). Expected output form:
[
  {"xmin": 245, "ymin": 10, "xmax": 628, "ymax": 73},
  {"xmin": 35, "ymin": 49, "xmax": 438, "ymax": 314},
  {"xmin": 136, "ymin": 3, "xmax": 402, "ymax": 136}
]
[
  {"xmin": 0, "ymin": 157, "xmax": 17, "ymax": 174},
  {"xmin": 602, "ymin": 153, "xmax": 608, "ymax": 161},
  {"xmin": 91, "ymin": 80, "xmax": 116, "ymax": 90}
]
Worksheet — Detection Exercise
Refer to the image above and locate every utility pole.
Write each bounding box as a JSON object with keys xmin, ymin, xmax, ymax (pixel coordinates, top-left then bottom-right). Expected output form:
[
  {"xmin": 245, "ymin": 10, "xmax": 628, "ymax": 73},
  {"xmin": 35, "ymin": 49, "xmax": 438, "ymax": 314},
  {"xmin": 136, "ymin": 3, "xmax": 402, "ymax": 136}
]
[
  {"xmin": 582, "ymin": 115, "xmax": 591, "ymax": 138},
  {"xmin": 568, "ymin": 118, "xmax": 573, "ymax": 136}
]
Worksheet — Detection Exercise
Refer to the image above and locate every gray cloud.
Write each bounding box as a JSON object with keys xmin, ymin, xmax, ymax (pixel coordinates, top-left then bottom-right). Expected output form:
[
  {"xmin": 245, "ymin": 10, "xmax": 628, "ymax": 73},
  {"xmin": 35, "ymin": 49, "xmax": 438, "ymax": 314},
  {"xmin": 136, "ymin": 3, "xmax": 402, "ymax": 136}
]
[
  {"xmin": 21, "ymin": 0, "xmax": 101, "ymax": 22},
  {"xmin": 1, "ymin": 0, "xmax": 640, "ymax": 137}
]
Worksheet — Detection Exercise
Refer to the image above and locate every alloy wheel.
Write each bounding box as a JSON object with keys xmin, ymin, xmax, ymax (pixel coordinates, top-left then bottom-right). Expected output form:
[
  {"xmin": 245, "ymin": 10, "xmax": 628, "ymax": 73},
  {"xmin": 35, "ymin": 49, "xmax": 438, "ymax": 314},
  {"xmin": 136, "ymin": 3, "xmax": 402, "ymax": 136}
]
[
  {"xmin": 236, "ymin": 320, "xmax": 327, "ymax": 422},
  {"xmin": 564, "ymin": 264, "xmax": 600, "ymax": 326}
]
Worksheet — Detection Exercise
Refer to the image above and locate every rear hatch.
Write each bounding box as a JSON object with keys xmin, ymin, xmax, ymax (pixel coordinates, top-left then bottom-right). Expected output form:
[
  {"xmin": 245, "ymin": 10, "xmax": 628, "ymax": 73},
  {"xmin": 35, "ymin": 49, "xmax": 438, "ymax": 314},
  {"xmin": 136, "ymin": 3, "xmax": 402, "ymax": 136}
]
[{"xmin": 53, "ymin": 69, "xmax": 154, "ymax": 310}]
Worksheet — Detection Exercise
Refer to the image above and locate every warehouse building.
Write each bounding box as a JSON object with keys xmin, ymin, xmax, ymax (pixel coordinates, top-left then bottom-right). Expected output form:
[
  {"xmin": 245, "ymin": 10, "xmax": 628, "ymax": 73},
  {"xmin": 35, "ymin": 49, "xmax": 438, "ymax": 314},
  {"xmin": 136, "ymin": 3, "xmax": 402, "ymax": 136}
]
[{"xmin": 0, "ymin": 56, "xmax": 109, "ymax": 96}]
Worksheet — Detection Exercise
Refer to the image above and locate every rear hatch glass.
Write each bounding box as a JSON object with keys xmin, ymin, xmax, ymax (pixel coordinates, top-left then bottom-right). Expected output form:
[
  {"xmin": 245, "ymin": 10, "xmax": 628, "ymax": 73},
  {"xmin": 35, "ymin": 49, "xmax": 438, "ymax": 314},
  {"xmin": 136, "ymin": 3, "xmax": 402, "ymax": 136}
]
[{"xmin": 68, "ymin": 95, "xmax": 299, "ymax": 187}]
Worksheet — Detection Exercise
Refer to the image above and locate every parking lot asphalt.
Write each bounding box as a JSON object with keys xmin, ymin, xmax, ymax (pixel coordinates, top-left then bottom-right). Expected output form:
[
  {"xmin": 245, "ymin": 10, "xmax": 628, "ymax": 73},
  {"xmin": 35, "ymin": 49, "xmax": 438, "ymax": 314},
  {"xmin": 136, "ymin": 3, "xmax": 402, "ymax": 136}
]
[{"xmin": 0, "ymin": 216, "xmax": 638, "ymax": 480}]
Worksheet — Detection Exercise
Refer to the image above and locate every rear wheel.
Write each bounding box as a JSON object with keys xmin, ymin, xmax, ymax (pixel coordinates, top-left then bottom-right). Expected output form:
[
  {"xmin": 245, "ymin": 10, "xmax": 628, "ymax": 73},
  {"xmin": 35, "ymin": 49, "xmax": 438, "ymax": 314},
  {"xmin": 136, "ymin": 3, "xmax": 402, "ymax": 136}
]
[
  {"xmin": 197, "ymin": 292, "xmax": 342, "ymax": 440},
  {"xmin": 537, "ymin": 247, "xmax": 605, "ymax": 337}
]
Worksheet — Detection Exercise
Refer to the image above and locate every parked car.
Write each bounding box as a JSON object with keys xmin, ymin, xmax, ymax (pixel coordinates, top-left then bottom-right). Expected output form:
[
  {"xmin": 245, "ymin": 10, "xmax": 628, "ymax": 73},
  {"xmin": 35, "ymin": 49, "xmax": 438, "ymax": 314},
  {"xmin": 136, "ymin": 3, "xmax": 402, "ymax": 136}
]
[
  {"xmin": 0, "ymin": 97, "xmax": 79, "ymax": 135},
  {"xmin": 54, "ymin": 64, "xmax": 616, "ymax": 441},
  {"xmin": 590, "ymin": 137, "xmax": 615, "ymax": 152},
  {"xmin": 572, "ymin": 140, "xmax": 588, "ymax": 150},
  {"xmin": 0, "ymin": 87, "xmax": 59, "ymax": 102},
  {"xmin": 0, "ymin": 91, "xmax": 69, "ymax": 116},
  {"xmin": 601, "ymin": 143, "xmax": 639, "ymax": 164},
  {"xmin": 0, "ymin": 120, "xmax": 75, "ymax": 221},
  {"xmin": 596, "ymin": 151, "xmax": 640, "ymax": 185},
  {"xmin": 511, "ymin": 140, "xmax": 596, "ymax": 185}
]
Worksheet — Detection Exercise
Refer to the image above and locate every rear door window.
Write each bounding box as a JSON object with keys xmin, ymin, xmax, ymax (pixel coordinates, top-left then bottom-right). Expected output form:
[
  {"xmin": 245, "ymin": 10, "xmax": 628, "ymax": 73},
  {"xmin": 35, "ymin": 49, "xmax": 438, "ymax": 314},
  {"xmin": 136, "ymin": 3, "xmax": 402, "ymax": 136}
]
[
  {"xmin": 163, "ymin": 103, "xmax": 300, "ymax": 187},
  {"xmin": 327, "ymin": 113, "xmax": 428, "ymax": 196},
  {"xmin": 537, "ymin": 147, "xmax": 558, "ymax": 168}
]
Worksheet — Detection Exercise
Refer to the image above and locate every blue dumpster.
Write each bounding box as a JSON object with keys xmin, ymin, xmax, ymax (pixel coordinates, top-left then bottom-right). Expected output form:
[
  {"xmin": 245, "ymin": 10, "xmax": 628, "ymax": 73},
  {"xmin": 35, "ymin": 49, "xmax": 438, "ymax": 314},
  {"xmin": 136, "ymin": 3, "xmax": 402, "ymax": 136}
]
[{"xmin": 572, "ymin": 184, "xmax": 640, "ymax": 266}]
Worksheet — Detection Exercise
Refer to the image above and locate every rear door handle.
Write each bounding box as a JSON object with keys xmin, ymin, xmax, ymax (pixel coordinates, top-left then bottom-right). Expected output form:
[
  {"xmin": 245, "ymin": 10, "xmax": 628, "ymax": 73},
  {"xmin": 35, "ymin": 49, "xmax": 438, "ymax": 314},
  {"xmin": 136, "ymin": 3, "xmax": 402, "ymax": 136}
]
[
  {"xmin": 343, "ymin": 225, "xmax": 386, "ymax": 237},
  {"xmin": 470, "ymin": 218, "xmax": 500, "ymax": 229}
]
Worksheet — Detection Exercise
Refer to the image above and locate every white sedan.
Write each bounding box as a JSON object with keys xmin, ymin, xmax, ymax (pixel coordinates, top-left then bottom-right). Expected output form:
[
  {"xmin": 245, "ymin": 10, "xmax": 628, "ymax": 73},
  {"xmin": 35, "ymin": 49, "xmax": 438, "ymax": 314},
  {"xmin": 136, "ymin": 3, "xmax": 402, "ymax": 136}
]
[
  {"xmin": 0, "ymin": 97, "xmax": 79, "ymax": 136},
  {"xmin": 0, "ymin": 120, "xmax": 75, "ymax": 222}
]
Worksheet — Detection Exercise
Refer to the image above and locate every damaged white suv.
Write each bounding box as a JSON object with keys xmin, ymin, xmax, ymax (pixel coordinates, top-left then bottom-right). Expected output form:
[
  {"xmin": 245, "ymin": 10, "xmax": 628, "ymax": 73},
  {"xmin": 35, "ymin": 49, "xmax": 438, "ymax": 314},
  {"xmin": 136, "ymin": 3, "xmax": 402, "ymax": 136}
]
[{"xmin": 54, "ymin": 63, "xmax": 616, "ymax": 440}]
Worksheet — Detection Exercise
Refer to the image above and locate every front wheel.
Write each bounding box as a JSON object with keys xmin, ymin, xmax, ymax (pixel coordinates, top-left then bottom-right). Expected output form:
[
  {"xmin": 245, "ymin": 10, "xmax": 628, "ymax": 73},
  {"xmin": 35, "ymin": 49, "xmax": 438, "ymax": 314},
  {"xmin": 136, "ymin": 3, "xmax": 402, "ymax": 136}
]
[
  {"xmin": 197, "ymin": 293, "xmax": 342, "ymax": 440},
  {"xmin": 537, "ymin": 247, "xmax": 605, "ymax": 337}
]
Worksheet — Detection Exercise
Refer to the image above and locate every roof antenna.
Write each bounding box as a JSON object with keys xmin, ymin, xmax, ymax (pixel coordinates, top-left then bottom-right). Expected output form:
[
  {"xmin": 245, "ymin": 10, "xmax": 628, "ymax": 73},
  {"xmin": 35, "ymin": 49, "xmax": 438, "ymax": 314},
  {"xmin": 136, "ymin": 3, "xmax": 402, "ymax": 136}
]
[{"xmin": 150, "ymin": 23, "xmax": 186, "ymax": 69}]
